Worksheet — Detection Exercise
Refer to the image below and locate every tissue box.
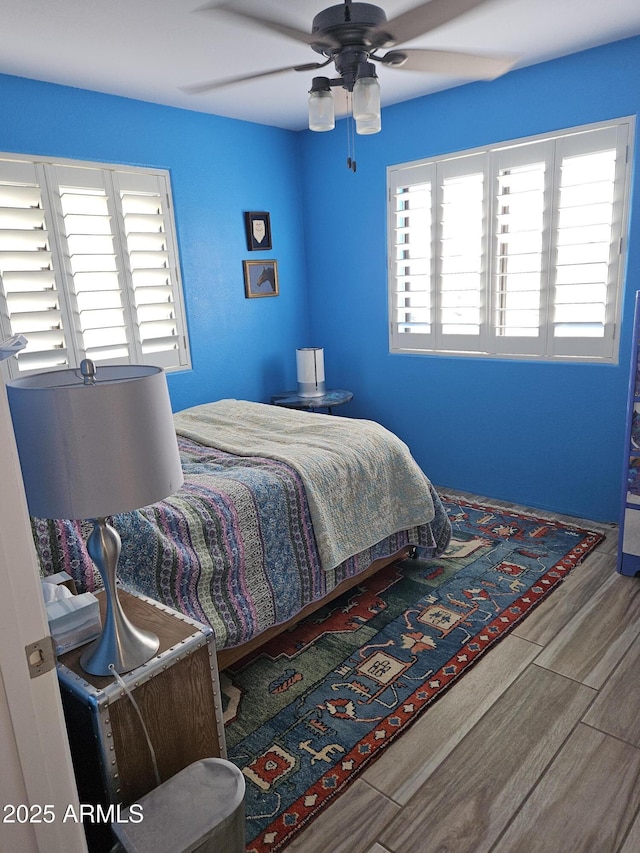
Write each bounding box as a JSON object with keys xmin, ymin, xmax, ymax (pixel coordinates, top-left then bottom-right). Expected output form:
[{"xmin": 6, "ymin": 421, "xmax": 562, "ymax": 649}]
[{"xmin": 46, "ymin": 592, "xmax": 101, "ymax": 654}]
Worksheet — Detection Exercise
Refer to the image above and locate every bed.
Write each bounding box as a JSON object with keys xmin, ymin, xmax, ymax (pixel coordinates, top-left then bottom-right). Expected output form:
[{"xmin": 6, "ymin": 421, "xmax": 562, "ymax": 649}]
[{"xmin": 32, "ymin": 399, "xmax": 451, "ymax": 667}]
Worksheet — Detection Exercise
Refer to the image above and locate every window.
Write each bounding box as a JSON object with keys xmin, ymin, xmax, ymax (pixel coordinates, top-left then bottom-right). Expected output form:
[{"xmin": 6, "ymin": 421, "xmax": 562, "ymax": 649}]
[
  {"xmin": 388, "ymin": 119, "xmax": 633, "ymax": 362},
  {"xmin": 0, "ymin": 153, "xmax": 190, "ymax": 379}
]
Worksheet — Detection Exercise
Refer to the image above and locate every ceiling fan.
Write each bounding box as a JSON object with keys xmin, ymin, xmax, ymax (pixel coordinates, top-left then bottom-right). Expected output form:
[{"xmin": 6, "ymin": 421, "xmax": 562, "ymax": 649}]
[{"xmin": 185, "ymin": 0, "xmax": 516, "ymax": 166}]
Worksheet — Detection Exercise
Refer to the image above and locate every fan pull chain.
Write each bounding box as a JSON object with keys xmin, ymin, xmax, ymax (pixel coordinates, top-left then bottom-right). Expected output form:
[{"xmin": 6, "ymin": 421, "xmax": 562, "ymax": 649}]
[{"xmin": 346, "ymin": 92, "xmax": 357, "ymax": 172}]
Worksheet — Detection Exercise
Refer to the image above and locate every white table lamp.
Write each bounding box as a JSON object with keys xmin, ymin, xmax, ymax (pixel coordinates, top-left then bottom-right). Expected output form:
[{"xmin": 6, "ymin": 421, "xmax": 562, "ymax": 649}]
[
  {"xmin": 296, "ymin": 347, "xmax": 326, "ymax": 398},
  {"xmin": 7, "ymin": 360, "xmax": 184, "ymax": 675}
]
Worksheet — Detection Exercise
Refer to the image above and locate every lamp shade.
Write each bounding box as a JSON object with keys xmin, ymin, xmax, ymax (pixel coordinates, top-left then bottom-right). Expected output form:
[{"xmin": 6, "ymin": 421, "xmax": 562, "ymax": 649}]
[{"xmin": 7, "ymin": 364, "xmax": 183, "ymax": 520}]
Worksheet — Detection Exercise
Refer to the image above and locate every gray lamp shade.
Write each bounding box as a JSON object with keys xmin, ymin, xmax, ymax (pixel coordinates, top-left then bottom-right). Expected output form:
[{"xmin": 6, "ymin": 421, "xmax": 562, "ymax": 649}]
[{"xmin": 7, "ymin": 364, "xmax": 184, "ymax": 520}]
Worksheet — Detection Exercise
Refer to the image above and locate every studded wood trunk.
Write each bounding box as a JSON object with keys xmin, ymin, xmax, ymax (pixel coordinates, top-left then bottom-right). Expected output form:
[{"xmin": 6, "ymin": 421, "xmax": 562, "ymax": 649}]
[{"xmin": 57, "ymin": 589, "xmax": 225, "ymax": 852}]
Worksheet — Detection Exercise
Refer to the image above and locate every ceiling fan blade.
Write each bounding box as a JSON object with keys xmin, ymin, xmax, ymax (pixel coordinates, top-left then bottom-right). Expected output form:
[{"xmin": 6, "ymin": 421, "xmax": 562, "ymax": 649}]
[
  {"xmin": 198, "ymin": 2, "xmax": 338, "ymax": 49},
  {"xmin": 380, "ymin": 48, "xmax": 517, "ymax": 79},
  {"xmin": 372, "ymin": 0, "xmax": 495, "ymax": 48},
  {"xmin": 181, "ymin": 62, "xmax": 325, "ymax": 95}
]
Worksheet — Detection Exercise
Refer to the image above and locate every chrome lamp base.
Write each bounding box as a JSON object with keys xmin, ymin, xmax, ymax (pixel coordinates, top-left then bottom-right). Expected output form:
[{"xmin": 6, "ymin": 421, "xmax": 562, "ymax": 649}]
[{"xmin": 80, "ymin": 518, "xmax": 159, "ymax": 676}]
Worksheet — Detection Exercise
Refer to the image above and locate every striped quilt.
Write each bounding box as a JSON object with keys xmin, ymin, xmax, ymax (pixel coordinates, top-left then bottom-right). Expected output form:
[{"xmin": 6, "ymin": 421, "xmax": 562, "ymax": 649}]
[
  {"xmin": 32, "ymin": 437, "xmax": 450, "ymax": 652},
  {"xmin": 174, "ymin": 399, "xmax": 437, "ymax": 571}
]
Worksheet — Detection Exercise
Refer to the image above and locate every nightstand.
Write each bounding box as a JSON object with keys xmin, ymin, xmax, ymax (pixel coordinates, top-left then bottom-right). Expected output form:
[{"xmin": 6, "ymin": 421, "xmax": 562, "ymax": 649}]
[
  {"xmin": 271, "ymin": 388, "xmax": 353, "ymax": 414},
  {"xmin": 57, "ymin": 589, "xmax": 225, "ymax": 852}
]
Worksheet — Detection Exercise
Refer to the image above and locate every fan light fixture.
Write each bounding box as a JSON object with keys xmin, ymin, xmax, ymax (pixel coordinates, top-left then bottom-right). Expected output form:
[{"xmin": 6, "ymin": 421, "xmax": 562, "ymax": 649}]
[
  {"xmin": 189, "ymin": 1, "xmax": 518, "ymax": 169},
  {"xmin": 308, "ymin": 62, "xmax": 381, "ymax": 135}
]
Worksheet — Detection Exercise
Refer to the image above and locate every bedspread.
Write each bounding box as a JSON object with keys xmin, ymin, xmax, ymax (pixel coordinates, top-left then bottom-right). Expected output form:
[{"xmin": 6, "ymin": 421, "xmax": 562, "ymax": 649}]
[
  {"xmin": 173, "ymin": 399, "xmax": 436, "ymax": 571},
  {"xmin": 32, "ymin": 437, "xmax": 450, "ymax": 652}
]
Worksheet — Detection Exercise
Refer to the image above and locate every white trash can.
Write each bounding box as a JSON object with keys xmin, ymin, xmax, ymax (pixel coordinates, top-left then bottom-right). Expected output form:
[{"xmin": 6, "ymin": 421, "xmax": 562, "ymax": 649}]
[{"xmin": 112, "ymin": 758, "xmax": 245, "ymax": 853}]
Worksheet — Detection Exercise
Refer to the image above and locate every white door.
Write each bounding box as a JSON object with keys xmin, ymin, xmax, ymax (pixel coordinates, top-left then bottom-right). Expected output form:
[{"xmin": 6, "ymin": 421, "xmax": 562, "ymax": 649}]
[{"xmin": 0, "ymin": 372, "xmax": 87, "ymax": 853}]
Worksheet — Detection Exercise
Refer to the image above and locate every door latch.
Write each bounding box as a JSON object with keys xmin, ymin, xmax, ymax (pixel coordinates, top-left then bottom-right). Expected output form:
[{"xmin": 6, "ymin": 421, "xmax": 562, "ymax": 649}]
[{"xmin": 25, "ymin": 636, "xmax": 56, "ymax": 678}]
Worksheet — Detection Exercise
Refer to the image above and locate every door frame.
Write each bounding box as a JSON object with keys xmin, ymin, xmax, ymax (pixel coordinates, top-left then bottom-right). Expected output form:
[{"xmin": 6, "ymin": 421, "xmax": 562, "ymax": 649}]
[{"xmin": 0, "ymin": 373, "xmax": 87, "ymax": 853}]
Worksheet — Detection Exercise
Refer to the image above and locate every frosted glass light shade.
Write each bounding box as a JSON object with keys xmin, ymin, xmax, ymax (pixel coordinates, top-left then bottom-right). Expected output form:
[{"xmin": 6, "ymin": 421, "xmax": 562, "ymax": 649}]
[
  {"xmin": 353, "ymin": 75, "xmax": 380, "ymax": 122},
  {"xmin": 308, "ymin": 90, "xmax": 335, "ymax": 132}
]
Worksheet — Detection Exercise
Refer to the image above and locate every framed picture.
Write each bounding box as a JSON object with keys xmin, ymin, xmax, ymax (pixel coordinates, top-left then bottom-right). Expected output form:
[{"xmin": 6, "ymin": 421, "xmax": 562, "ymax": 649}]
[
  {"xmin": 244, "ymin": 260, "xmax": 279, "ymax": 298},
  {"xmin": 244, "ymin": 211, "xmax": 272, "ymax": 251}
]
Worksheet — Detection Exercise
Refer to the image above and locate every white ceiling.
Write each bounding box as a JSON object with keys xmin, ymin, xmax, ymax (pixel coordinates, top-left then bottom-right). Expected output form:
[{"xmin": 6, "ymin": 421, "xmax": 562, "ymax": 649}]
[{"xmin": 3, "ymin": 0, "xmax": 640, "ymax": 131}]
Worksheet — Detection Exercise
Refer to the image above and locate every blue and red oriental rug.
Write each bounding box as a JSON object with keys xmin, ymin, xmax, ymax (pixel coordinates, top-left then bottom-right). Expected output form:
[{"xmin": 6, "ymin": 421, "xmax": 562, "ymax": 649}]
[{"xmin": 221, "ymin": 496, "xmax": 604, "ymax": 852}]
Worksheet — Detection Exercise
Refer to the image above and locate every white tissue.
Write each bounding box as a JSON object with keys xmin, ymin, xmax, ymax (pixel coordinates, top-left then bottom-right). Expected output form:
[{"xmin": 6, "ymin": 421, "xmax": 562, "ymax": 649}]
[{"xmin": 41, "ymin": 579, "xmax": 73, "ymax": 604}]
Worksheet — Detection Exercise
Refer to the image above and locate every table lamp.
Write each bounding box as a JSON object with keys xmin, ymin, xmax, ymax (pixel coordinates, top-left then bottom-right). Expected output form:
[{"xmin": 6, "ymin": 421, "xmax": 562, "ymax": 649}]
[
  {"xmin": 296, "ymin": 347, "xmax": 326, "ymax": 398},
  {"xmin": 7, "ymin": 360, "xmax": 184, "ymax": 676}
]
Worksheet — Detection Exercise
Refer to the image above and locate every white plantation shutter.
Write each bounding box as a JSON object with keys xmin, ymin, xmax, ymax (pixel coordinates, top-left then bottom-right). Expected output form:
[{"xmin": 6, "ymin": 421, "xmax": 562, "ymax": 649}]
[
  {"xmin": 489, "ymin": 139, "xmax": 552, "ymax": 356},
  {"xmin": 388, "ymin": 119, "xmax": 632, "ymax": 362},
  {"xmin": 0, "ymin": 160, "xmax": 71, "ymax": 372},
  {"xmin": 438, "ymin": 154, "xmax": 485, "ymax": 351},
  {"xmin": 0, "ymin": 154, "xmax": 190, "ymax": 379},
  {"xmin": 52, "ymin": 165, "xmax": 130, "ymax": 366},
  {"xmin": 389, "ymin": 162, "xmax": 433, "ymax": 352},
  {"xmin": 115, "ymin": 171, "xmax": 187, "ymax": 370},
  {"xmin": 549, "ymin": 125, "xmax": 625, "ymax": 359}
]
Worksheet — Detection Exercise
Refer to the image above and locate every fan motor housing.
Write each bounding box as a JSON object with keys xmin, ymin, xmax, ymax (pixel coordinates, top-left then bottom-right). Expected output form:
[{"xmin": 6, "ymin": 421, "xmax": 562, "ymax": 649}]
[{"xmin": 311, "ymin": 2, "xmax": 389, "ymax": 53}]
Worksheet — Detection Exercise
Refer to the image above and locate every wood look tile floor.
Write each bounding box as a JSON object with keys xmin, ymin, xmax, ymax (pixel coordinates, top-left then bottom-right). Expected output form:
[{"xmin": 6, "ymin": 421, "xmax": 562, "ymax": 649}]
[{"xmin": 285, "ymin": 489, "xmax": 640, "ymax": 853}]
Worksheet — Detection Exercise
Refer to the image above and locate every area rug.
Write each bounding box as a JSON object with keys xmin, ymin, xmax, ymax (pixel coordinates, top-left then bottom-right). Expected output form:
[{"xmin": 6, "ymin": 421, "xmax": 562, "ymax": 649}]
[{"xmin": 221, "ymin": 496, "xmax": 604, "ymax": 852}]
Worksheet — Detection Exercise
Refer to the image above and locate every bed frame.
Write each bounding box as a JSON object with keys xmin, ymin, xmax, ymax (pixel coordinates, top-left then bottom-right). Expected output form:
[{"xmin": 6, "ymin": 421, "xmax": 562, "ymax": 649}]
[{"xmin": 217, "ymin": 545, "xmax": 413, "ymax": 669}]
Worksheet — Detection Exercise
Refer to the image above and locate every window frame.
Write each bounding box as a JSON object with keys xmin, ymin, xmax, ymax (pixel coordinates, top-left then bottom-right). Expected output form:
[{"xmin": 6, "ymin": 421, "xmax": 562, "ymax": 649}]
[
  {"xmin": 0, "ymin": 151, "xmax": 191, "ymax": 380},
  {"xmin": 387, "ymin": 118, "xmax": 634, "ymax": 363}
]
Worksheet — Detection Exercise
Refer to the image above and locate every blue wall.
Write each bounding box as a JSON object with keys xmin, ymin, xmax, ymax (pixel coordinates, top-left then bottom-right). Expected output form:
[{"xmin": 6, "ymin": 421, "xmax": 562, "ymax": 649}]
[
  {"xmin": 2, "ymin": 36, "xmax": 640, "ymax": 521},
  {"xmin": 299, "ymin": 36, "xmax": 640, "ymax": 522},
  {"xmin": 0, "ymin": 73, "xmax": 311, "ymax": 412}
]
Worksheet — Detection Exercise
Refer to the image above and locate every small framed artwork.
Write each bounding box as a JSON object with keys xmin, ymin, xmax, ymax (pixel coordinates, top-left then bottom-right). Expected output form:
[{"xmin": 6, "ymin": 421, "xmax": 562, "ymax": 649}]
[
  {"xmin": 244, "ymin": 211, "xmax": 272, "ymax": 251},
  {"xmin": 244, "ymin": 260, "xmax": 279, "ymax": 298}
]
